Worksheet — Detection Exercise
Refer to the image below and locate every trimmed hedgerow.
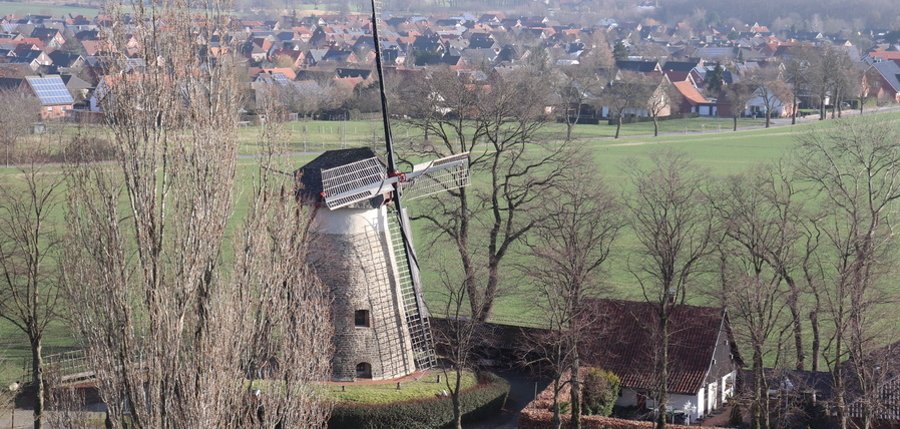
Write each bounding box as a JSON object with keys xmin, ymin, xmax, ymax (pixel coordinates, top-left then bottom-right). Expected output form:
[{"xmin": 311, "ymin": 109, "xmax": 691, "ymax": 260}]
[{"xmin": 328, "ymin": 372, "xmax": 510, "ymax": 429}]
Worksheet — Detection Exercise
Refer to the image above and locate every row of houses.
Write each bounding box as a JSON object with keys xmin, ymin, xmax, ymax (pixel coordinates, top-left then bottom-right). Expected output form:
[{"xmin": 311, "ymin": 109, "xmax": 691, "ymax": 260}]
[{"xmin": 1, "ymin": 9, "xmax": 898, "ymax": 122}]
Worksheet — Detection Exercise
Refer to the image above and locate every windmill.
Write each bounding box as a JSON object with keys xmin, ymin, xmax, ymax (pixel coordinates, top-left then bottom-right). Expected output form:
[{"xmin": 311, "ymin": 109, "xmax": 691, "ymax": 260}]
[{"xmin": 295, "ymin": 0, "xmax": 469, "ymax": 381}]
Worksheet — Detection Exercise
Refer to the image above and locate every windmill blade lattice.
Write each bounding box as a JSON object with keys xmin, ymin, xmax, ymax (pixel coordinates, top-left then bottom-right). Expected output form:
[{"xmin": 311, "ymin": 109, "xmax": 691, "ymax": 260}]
[
  {"xmin": 321, "ymin": 157, "xmax": 387, "ymax": 210},
  {"xmin": 400, "ymin": 153, "xmax": 470, "ymax": 201}
]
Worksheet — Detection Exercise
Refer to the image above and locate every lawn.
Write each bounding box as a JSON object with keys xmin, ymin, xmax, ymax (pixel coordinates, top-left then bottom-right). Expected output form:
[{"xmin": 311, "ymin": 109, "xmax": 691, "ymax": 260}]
[
  {"xmin": 0, "ymin": 111, "xmax": 897, "ymax": 383},
  {"xmin": 323, "ymin": 371, "xmax": 477, "ymax": 404}
]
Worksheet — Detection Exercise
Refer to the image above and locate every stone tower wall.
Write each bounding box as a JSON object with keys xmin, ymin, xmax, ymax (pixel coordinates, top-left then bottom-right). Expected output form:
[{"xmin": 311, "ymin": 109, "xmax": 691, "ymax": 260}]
[{"xmin": 311, "ymin": 207, "xmax": 416, "ymax": 381}]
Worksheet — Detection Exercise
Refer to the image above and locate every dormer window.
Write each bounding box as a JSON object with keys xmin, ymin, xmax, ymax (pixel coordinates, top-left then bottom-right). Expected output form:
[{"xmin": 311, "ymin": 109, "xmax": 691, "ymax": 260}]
[{"xmin": 354, "ymin": 310, "xmax": 370, "ymax": 327}]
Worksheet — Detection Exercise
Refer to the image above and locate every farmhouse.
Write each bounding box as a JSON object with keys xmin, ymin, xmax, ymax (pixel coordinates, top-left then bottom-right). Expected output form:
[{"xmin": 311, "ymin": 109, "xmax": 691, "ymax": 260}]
[{"xmin": 580, "ymin": 299, "xmax": 742, "ymax": 422}]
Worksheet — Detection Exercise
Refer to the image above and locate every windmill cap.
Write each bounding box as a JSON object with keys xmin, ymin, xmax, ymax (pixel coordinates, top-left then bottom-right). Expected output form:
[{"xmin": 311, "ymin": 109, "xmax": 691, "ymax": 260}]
[{"xmin": 294, "ymin": 147, "xmax": 385, "ymax": 203}]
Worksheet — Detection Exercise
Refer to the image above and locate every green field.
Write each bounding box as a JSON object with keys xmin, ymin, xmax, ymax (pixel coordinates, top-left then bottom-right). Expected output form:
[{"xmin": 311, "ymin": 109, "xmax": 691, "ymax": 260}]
[
  {"xmin": 0, "ymin": 1, "xmax": 100, "ymax": 17},
  {"xmin": 323, "ymin": 371, "xmax": 476, "ymax": 404},
  {"xmin": 0, "ymin": 112, "xmax": 897, "ymax": 383}
]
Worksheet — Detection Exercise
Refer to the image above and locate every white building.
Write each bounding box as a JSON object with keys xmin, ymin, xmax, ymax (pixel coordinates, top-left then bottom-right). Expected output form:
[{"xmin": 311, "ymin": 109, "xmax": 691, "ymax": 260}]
[{"xmin": 582, "ymin": 299, "xmax": 742, "ymax": 422}]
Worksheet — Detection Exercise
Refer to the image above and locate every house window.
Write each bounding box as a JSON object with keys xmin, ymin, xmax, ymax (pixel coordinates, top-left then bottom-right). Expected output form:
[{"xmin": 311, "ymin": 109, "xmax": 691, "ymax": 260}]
[
  {"xmin": 356, "ymin": 362, "xmax": 372, "ymax": 379},
  {"xmin": 354, "ymin": 310, "xmax": 370, "ymax": 327}
]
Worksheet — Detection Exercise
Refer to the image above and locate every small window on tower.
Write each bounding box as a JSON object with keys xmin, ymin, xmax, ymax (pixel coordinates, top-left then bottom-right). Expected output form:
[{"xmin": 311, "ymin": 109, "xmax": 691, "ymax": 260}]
[{"xmin": 354, "ymin": 310, "xmax": 370, "ymax": 327}]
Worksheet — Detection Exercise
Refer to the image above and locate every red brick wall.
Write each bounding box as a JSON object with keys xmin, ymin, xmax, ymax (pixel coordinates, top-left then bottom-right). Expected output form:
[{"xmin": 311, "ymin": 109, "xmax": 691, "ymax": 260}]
[{"xmin": 39, "ymin": 104, "xmax": 72, "ymax": 120}]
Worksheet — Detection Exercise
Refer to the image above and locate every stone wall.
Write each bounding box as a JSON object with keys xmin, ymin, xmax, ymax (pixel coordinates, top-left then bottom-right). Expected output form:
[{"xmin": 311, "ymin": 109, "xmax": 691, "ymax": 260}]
[{"xmin": 311, "ymin": 207, "xmax": 416, "ymax": 381}]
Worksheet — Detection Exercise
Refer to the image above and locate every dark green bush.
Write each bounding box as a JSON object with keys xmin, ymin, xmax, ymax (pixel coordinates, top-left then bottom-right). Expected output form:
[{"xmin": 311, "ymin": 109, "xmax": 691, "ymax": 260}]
[
  {"xmin": 582, "ymin": 367, "xmax": 620, "ymax": 417},
  {"xmin": 328, "ymin": 372, "xmax": 510, "ymax": 429}
]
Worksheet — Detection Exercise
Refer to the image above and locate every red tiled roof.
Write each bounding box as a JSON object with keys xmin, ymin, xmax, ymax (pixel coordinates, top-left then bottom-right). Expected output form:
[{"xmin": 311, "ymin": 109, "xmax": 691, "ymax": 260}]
[
  {"xmin": 870, "ymin": 50, "xmax": 900, "ymax": 61},
  {"xmin": 673, "ymin": 80, "xmax": 709, "ymax": 105},
  {"xmin": 580, "ymin": 299, "xmax": 728, "ymax": 395}
]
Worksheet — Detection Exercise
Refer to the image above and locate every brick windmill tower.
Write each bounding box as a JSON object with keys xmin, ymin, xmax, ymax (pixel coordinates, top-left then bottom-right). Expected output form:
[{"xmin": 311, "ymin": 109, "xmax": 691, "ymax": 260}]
[{"xmin": 295, "ymin": 0, "xmax": 469, "ymax": 381}]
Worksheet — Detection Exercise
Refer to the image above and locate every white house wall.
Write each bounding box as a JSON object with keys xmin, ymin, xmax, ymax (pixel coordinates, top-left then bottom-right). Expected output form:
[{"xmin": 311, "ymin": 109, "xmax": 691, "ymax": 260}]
[
  {"xmin": 615, "ymin": 388, "xmax": 705, "ymax": 422},
  {"xmin": 746, "ymin": 93, "xmax": 788, "ymax": 117}
]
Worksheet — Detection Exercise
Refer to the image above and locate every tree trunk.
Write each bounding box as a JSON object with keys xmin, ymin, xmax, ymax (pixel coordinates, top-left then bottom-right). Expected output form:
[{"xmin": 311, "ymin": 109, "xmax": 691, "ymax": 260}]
[
  {"xmin": 552, "ymin": 378, "xmax": 562, "ymax": 429},
  {"xmin": 615, "ymin": 115, "xmax": 622, "ymax": 139},
  {"xmin": 452, "ymin": 368, "xmax": 463, "ymax": 429},
  {"xmin": 751, "ymin": 366, "xmax": 761, "ymax": 429},
  {"xmin": 655, "ymin": 315, "xmax": 669, "ymax": 429},
  {"xmin": 819, "ymin": 101, "xmax": 825, "ymax": 120},
  {"xmin": 810, "ymin": 309, "xmax": 820, "ymax": 372},
  {"xmin": 791, "ymin": 93, "xmax": 797, "ymax": 125},
  {"xmin": 477, "ymin": 258, "xmax": 501, "ymax": 322},
  {"xmin": 31, "ymin": 338, "xmax": 43, "ymax": 429},
  {"xmin": 765, "ymin": 110, "xmax": 771, "ymax": 128},
  {"xmin": 788, "ymin": 280, "xmax": 806, "ymax": 371},
  {"xmin": 571, "ymin": 352, "xmax": 581, "ymax": 429},
  {"xmin": 733, "ymin": 115, "xmax": 738, "ymax": 132},
  {"xmin": 652, "ymin": 116, "xmax": 659, "ymax": 137}
]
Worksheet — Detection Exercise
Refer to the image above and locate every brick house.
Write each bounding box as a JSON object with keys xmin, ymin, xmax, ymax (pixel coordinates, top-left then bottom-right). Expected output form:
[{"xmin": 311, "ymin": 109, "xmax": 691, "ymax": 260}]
[{"xmin": 25, "ymin": 75, "xmax": 74, "ymax": 120}]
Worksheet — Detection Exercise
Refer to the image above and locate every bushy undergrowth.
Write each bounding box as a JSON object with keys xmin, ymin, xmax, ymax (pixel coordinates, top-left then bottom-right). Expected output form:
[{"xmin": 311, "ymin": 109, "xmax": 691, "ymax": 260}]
[{"xmin": 328, "ymin": 372, "xmax": 510, "ymax": 429}]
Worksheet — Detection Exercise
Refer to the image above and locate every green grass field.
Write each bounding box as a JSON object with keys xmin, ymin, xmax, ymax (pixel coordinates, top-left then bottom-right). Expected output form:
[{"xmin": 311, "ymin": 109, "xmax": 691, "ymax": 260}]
[
  {"xmin": 0, "ymin": 1, "xmax": 100, "ymax": 17},
  {"xmin": 323, "ymin": 371, "xmax": 476, "ymax": 404},
  {"xmin": 0, "ymin": 112, "xmax": 897, "ymax": 383}
]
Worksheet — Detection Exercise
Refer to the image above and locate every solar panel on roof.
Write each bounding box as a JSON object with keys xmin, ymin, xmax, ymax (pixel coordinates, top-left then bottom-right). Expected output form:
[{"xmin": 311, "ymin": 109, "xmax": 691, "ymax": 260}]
[
  {"xmin": 271, "ymin": 73, "xmax": 290, "ymax": 84},
  {"xmin": 25, "ymin": 75, "xmax": 74, "ymax": 106}
]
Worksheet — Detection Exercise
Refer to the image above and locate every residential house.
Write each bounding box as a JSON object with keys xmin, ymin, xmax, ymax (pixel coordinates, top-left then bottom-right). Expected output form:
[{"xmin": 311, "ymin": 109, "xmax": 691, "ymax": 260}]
[
  {"xmin": 717, "ymin": 82, "xmax": 795, "ymax": 118},
  {"xmin": 673, "ymin": 80, "xmax": 717, "ymax": 116},
  {"xmin": 867, "ymin": 60, "xmax": 900, "ymax": 103},
  {"xmin": 580, "ymin": 298, "xmax": 742, "ymax": 422},
  {"xmin": 25, "ymin": 75, "xmax": 74, "ymax": 120},
  {"xmin": 60, "ymin": 73, "xmax": 92, "ymax": 103},
  {"xmin": 30, "ymin": 27, "xmax": 65, "ymax": 49}
]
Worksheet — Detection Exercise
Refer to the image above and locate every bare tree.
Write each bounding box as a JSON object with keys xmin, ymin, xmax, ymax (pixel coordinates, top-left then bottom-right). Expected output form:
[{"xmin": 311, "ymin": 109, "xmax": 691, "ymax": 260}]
[
  {"xmin": 783, "ymin": 58, "xmax": 809, "ymax": 125},
  {"xmin": 0, "ymin": 158, "xmax": 64, "ymax": 429},
  {"xmin": 624, "ymin": 150, "xmax": 717, "ymax": 429},
  {"xmin": 600, "ymin": 71, "xmax": 654, "ymax": 139},
  {"xmin": 59, "ymin": 1, "xmax": 333, "ymax": 428},
  {"xmin": 398, "ymin": 66, "xmax": 568, "ymax": 321},
  {"xmin": 794, "ymin": 116, "xmax": 900, "ymax": 429},
  {"xmin": 747, "ymin": 68, "xmax": 792, "ymax": 128},
  {"xmin": 856, "ymin": 66, "xmax": 882, "ymax": 115},
  {"xmin": 552, "ymin": 67, "xmax": 604, "ymax": 141},
  {"xmin": 522, "ymin": 166, "xmax": 623, "ymax": 429},
  {"xmin": 713, "ymin": 169, "xmax": 794, "ymax": 429},
  {"xmin": 0, "ymin": 89, "xmax": 39, "ymax": 167},
  {"xmin": 721, "ymin": 82, "xmax": 755, "ymax": 131},
  {"xmin": 431, "ymin": 263, "xmax": 489, "ymax": 429},
  {"xmin": 646, "ymin": 78, "xmax": 674, "ymax": 137}
]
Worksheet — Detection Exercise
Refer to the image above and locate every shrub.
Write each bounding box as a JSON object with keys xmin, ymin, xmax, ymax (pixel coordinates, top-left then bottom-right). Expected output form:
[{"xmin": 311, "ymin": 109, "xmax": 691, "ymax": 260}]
[
  {"xmin": 582, "ymin": 368, "xmax": 620, "ymax": 417},
  {"xmin": 328, "ymin": 372, "xmax": 510, "ymax": 429}
]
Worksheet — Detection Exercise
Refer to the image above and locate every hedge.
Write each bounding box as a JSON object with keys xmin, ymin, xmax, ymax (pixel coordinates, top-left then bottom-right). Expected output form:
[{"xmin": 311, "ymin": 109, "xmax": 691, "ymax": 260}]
[{"xmin": 328, "ymin": 372, "xmax": 510, "ymax": 429}]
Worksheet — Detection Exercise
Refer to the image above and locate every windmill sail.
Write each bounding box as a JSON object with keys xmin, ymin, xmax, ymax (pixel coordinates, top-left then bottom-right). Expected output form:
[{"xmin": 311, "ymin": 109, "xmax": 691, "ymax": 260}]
[
  {"xmin": 388, "ymin": 208, "xmax": 437, "ymax": 370},
  {"xmin": 321, "ymin": 157, "xmax": 388, "ymax": 210},
  {"xmin": 400, "ymin": 153, "xmax": 470, "ymax": 201}
]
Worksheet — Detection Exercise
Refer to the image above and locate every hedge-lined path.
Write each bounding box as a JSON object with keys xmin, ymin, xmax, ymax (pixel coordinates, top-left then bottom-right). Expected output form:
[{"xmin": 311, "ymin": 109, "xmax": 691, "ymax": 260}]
[{"xmin": 469, "ymin": 370, "xmax": 551, "ymax": 429}]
